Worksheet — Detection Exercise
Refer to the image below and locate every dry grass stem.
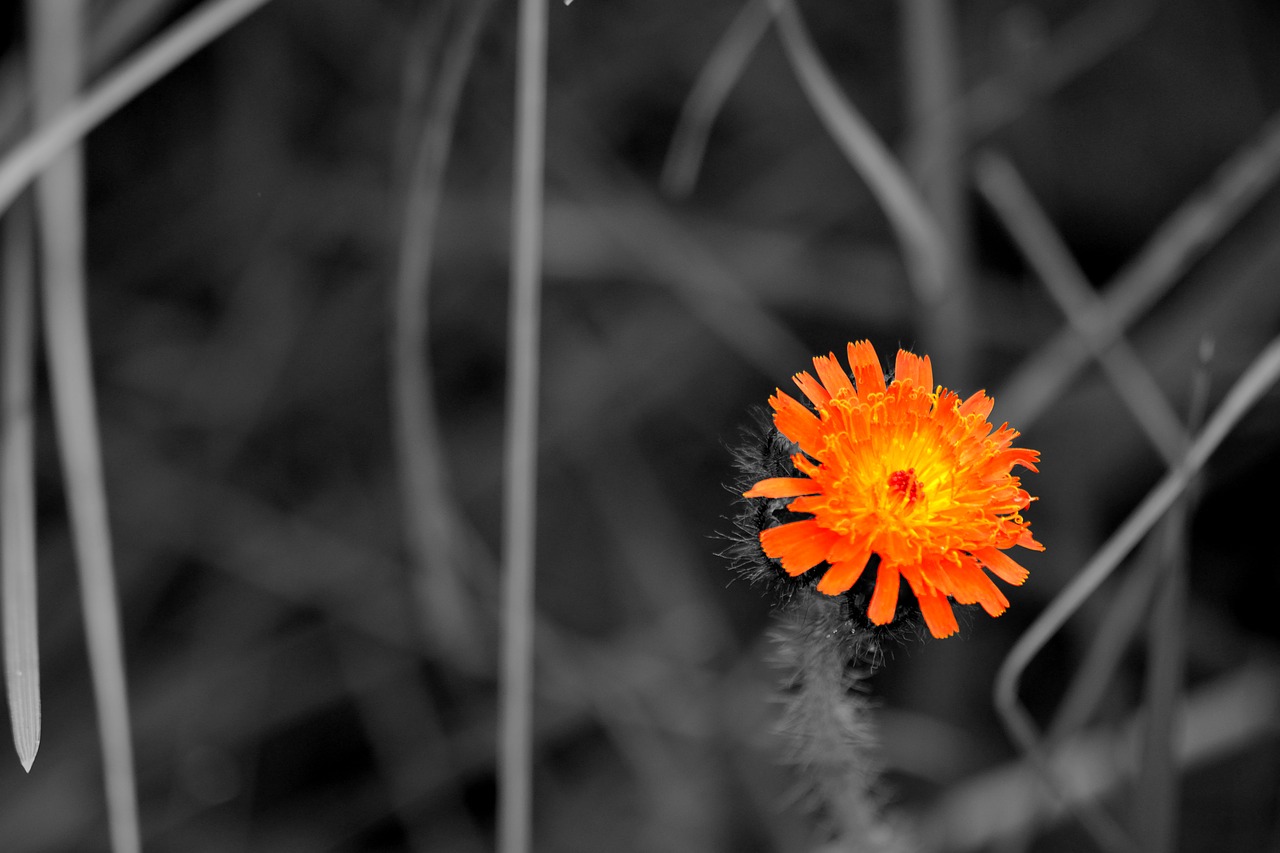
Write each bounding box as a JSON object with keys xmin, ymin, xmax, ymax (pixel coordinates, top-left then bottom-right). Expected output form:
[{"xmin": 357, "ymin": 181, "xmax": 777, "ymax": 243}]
[
  {"xmin": 770, "ymin": 0, "xmax": 952, "ymax": 307},
  {"xmin": 995, "ymin": 334, "xmax": 1280, "ymax": 847},
  {"xmin": 902, "ymin": 0, "xmax": 973, "ymax": 378},
  {"xmin": 974, "ymin": 150, "xmax": 1188, "ymax": 463},
  {"xmin": 1000, "ymin": 109, "xmax": 1280, "ymax": 427},
  {"xmin": 1047, "ymin": 534, "xmax": 1167, "ymax": 741},
  {"xmin": 499, "ymin": 0, "xmax": 549, "ymax": 850},
  {"xmin": 392, "ymin": 0, "xmax": 495, "ymax": 666},
  {"xmin": 660, "ymin": 0, "xmax": 772, "ymax": 198},
  {"xmin": 932, "ymin": 663, "xmax": 1280, "ymax": 852},
  {"xmin": 1136, "ymin": 341, "xmax": 1212, "ymax": 851},
  {"xmin": 963, "ymin": 0, "xmax": 1155, "ymax": 141}
]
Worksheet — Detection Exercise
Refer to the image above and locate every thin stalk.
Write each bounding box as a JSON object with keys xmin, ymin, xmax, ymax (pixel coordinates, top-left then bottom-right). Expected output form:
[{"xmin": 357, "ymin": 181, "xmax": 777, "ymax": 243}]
[
  {"xmin": 974, "ymin": 150, "xmax": 1188, "ymax": 464},
  {"xmin": 902, "ymin": 0, "xmax": 972, "ymax": 381},
  {"xmin": 999, "ymin": 109, "xmax": 1280, "ymax": 428},
  {"xmin": 2, "ymin": 202, "xmax": 39, "ymax": 771},
  {"xmin": 1136, "ymin": 338, "xmax": 1212, "ymax": 852},
  {"xmin": 932, "ymin": 663, "xmax": 1280, "ymax": 851},
  {"xmin": 995, "ymin": 334, "xmax": 1280, "ymax": 847},
  {"xmin": 1132, "ymin": 503, "xmax": 1187, "ymax": 853},
  {"xmin": 30, "ymin": 1, "xmax": 140, "ymax": 849},
  {"xmin": 660, "ymin": 0, "xmax": 772, "ymax": 198},
  {"xmin": 962, "ymin": 0, "xmax": 1154, "ymax": 142},
  {"xmin": 499, "ymin": 0, "xmax": 548, "ymax": 851},
  {"xmin": 770, "ymin": 0, "xmax": 952, "ymax": 307},
  {"xmin": 1047, "ymin": 532, "xmax": 1165, "ymax": 740},
  {"xmin": 391, "ymin": 0, "xmax": 494, "ymax": 667}
]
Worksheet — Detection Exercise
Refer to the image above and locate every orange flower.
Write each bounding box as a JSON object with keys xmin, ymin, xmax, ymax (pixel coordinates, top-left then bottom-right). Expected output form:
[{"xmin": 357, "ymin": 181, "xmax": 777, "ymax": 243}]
[{"xmin": 743, "ymin": 341, "xmax": 1042, "ymax": 638}]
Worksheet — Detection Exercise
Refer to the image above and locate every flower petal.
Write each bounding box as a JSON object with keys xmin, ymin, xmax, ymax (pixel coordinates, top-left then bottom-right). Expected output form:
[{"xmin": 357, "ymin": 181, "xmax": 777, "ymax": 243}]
[
  {"xmin": 867, "ymin": 562, "xmax": 900, "ymax": 624},
  {"xmin": 786, "ymin": 494, "xmax": 826, "ymax": 515},
  {"xmin": 847, "ymin": 340, "xmax": 886, "ymax": 395},
  {"xmin": 945, "ymin": 555, "xmax": 1010, "ymax": 615},
  {"xmin": 770, "ymin": 390, "xmax": 825, "ymax": 457},
  {"xmin": 916, "ymin": 587, "xmax": 959, "ymax": 638},
  {"xmin": 743, "ymin": 477, "xmax": 821, "ymax": 498},
  {"xmin": 1003, "ymin": 447, "xmax": 1040, "ymax": 473},
  {"xmin": 816, "ymin": 557, "xmax": 870, "ymax": 594},
  {"xmin": 981, "ymin": 447, "xmax": 1040, "ymax": 477},
  {"xmin": 894, "ymin": 349, "xmax": 933, "ymax": 390},
  {"xmin": 973, "ymin": 546, "xmax": 1030, "ymax": 586},
  {"xmin": 827, "ymin": 530, "xmax": 872, "ymax": 564},
  {"xmin": 813, "ymin": 353, "xmax": 855, "ymax": 399},
  {"xmin": 958, "ymin": 390, "xmax": 994, "ymax": 419},
  {"xmin": 1018, "ymin": 532, "xmax": 1046, "ymax": 552},
  {"xmin": 759, "ymin": 519, "xmax": 838, "ymax": 576},
  {"xmin": 792, "ymin": 370, "xmax": 830, "ymax": 408}
]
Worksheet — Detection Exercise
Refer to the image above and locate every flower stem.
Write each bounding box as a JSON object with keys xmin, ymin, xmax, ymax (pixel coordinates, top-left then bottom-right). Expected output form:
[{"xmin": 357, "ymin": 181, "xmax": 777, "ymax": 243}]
[{"xmin": 773, "ymin": 596, "xmax": 902, "ymax": 851}]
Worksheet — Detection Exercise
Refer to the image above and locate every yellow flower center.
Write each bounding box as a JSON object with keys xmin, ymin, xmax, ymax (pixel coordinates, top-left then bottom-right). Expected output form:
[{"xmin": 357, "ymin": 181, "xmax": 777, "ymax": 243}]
[{"xmin": 798, "ymin": 382, "xmax": 1020, "ymax": 573}]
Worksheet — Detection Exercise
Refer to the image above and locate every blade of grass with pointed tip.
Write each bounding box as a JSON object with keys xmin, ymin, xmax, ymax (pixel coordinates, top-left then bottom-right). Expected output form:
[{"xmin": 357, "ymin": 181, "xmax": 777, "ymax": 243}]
[
  {"xmin": 2, "ymin": 202, "xmax": 39, "ymax": 771},
  {"xmin": 30, "ymin": 0, "xmax": 139, "ymax": 848}
]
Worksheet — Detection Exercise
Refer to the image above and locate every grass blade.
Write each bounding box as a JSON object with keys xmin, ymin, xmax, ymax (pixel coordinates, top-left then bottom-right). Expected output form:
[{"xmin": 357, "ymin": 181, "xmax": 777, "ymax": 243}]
[
  {"xmin": 30, "ymin": 0, "xmax": 136, "ymax": 846},
  {"xmin": 2, "ymin": 202, "xmax": 39, "ymax": 771}
]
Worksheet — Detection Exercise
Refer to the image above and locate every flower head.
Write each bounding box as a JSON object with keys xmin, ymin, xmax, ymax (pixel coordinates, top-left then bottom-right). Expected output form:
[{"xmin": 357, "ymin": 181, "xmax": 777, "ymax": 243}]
[{"xmin": 742, "ymin": 340, "xmax": 1042, "ymax": 639}]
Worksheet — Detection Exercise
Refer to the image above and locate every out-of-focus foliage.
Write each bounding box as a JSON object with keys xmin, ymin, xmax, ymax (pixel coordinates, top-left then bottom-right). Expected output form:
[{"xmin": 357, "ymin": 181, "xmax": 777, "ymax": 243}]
[{"xmin": 3, "ymin": 0, "xmax": 1280, "ymax": 850}]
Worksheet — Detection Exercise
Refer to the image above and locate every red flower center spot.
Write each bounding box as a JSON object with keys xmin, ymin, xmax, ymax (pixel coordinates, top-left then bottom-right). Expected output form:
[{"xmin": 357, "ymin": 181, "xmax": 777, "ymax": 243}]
[{"xmin": 887, "ymin": 468, "xmax": 922, "ymax": 504}]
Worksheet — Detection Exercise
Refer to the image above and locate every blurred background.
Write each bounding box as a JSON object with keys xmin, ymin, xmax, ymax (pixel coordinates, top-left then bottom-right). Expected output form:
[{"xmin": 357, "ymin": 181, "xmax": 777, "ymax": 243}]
[{"xmin": 2, "ymin": 0, "xmax": 1280, "ymax": 850}]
